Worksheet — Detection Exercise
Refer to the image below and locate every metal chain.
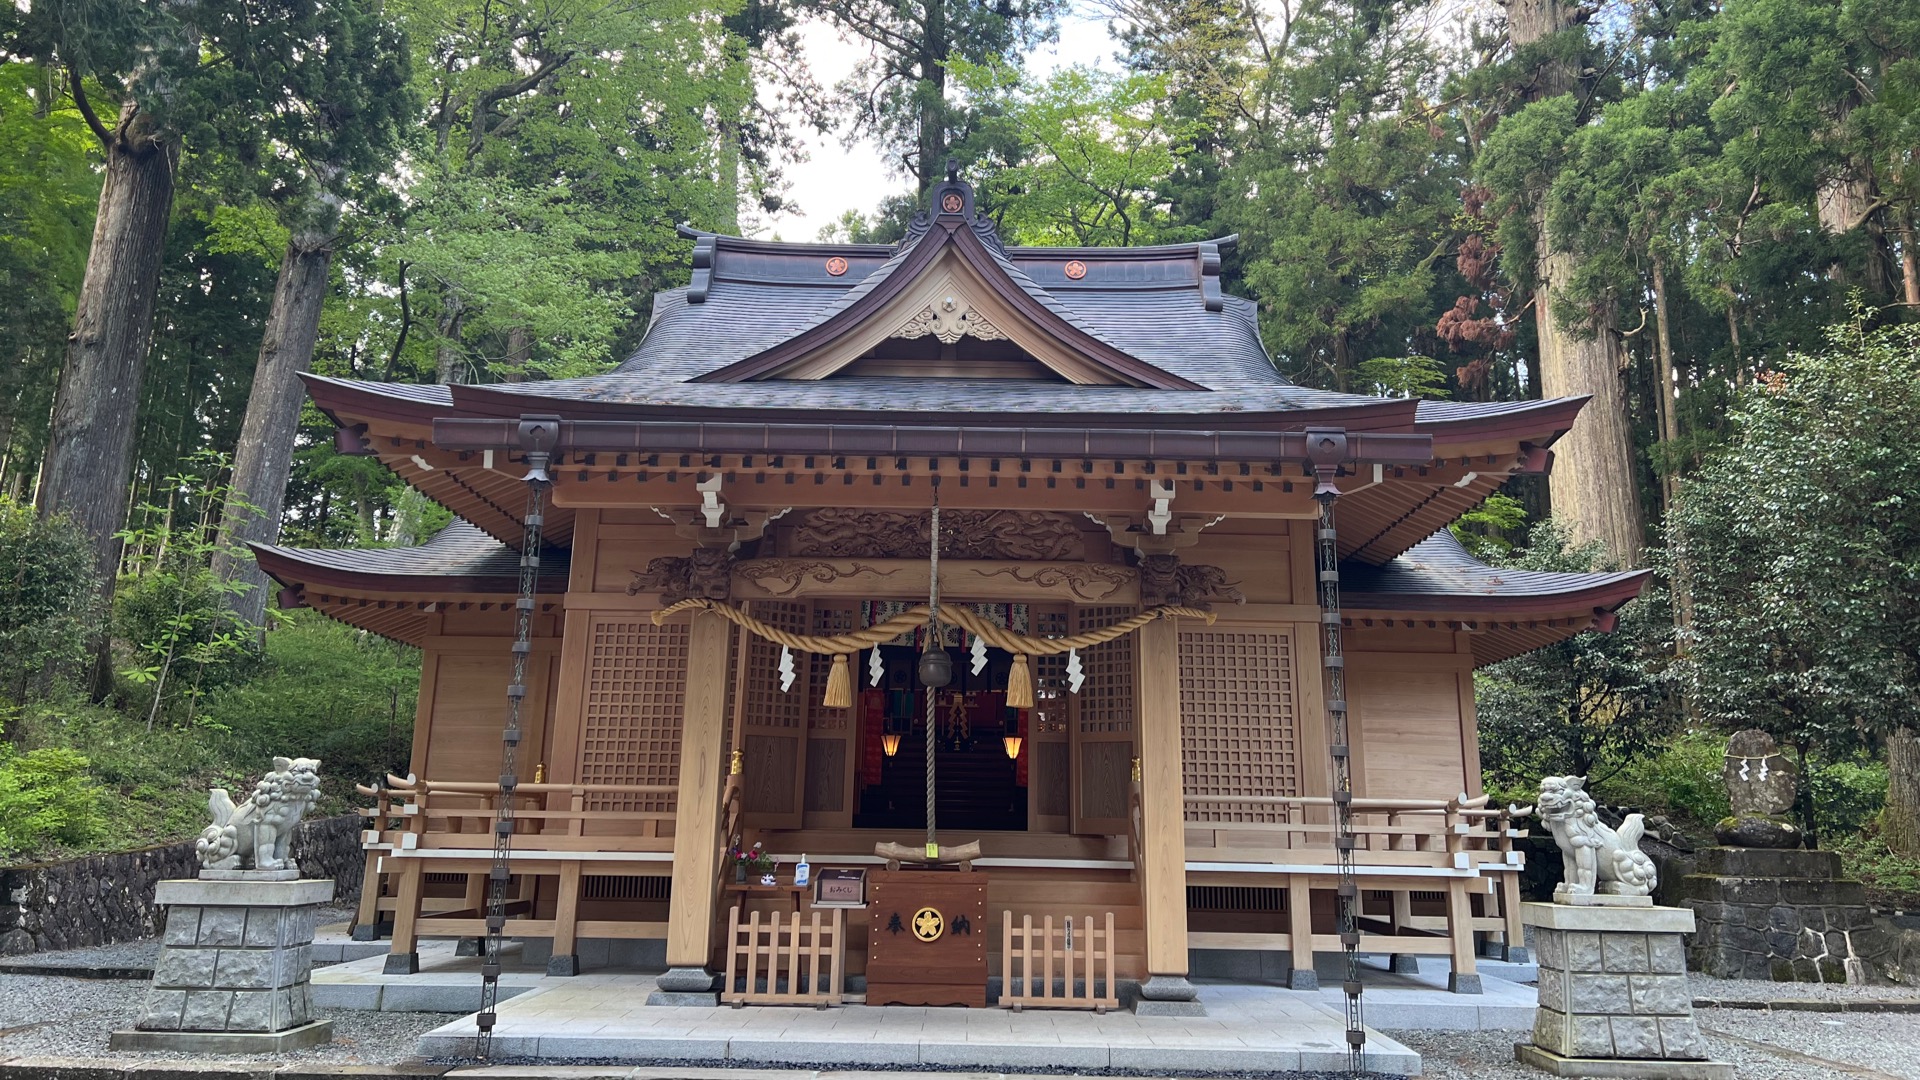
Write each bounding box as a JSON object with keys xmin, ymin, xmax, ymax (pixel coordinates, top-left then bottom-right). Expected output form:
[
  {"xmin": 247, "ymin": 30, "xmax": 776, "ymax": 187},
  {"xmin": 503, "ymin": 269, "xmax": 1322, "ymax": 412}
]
[
  {"xmin": 475, "ymin": 463, "xmax": 549, "ymax": 1059},
  {"xmin": 924, "ymin": 486, "xmax": 940, "ymax": 856},
  {"xmin": 1315, "ymin": 490, "xmax": 1366, "ymax": 1073}
]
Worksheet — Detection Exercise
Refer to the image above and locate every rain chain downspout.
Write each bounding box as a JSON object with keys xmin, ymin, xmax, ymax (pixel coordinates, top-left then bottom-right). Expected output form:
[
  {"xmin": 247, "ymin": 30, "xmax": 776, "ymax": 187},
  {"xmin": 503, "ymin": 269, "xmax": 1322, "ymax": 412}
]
[
  {"xmin": 1309, "ymin": 429, "xmax": 1366, "ymax": 1073},
  {"xmin": 476, "ymin": 416, "xmax": 557, "ymax": 1059}
]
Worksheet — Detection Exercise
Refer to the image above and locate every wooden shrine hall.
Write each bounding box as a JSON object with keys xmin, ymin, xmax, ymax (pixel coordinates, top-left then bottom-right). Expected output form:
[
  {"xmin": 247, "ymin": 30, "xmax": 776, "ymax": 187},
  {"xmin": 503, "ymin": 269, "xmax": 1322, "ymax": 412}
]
[{"xmin": 255, "ymin": 175, "xmax": 1648, "ymax": 1014}]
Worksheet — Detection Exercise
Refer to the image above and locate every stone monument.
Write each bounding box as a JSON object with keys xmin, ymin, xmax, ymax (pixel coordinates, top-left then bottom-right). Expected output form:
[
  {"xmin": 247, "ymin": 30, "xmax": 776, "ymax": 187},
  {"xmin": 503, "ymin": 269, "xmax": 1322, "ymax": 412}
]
[
  {"xmin": 1517, "ymin": 775, "xmax": 1733, "ymax": 1079},
  {"xmin": 111, "ymin": 757, "xmax": 335, "ymax": 1052},
  {"xmin": 1678, "ymin": 730, "xmax": 1895, "ymax": 983},
  {"xmin": 1714, "ymin": 729, "xmax": 1799, "ymax": 848}
]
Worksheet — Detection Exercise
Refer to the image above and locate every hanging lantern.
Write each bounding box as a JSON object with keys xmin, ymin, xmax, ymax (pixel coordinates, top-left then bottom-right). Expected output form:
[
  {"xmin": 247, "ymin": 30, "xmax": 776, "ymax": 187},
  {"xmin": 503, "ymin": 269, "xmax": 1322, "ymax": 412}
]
[
  {"xmin": 917, "ymin": 640, "xmax": 953, "ymax": 688},
  {"xmin": 1002, "ymin": 734, "xmax": 1023, "ymax": 760},
  {"xmin": 882, "ymin": 731, "xmax": 902, "ymax": 757}
]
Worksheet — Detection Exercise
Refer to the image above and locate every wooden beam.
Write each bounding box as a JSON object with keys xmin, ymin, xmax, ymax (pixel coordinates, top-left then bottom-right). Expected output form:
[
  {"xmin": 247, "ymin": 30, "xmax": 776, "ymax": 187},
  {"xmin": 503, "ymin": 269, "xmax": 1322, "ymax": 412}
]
[
  {"xmin": 665, "ymin": 610, "xmax": 733, "ymax": 971},
  {"xmin": 1134, "ymin": 616, "xmax": 1188, "ymax": 979}
]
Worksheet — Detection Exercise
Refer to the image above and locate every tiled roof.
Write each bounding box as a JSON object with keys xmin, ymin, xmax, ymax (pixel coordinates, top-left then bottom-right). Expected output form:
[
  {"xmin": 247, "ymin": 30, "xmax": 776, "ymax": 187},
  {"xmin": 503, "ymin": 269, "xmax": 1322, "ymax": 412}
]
[
  {"xmin": 263, "ymin": 522, "xmax": 1632, "ymax": 610},
  {"xmin": 252, "ymin": 522, "xmax": 570, "ymax": 589},
  {"xmin": 1339, "ymin": 530, "xmax": 1648, "ymax": 602}
]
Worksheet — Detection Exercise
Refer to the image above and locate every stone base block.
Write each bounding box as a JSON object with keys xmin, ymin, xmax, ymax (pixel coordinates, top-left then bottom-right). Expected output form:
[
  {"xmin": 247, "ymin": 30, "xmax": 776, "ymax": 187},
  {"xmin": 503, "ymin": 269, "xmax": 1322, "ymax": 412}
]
[
  {"xmin": 1133, "ymin": 998, "xmax": 1209, "ymax": 1016},
  {"xmin": 1289, "ymin": 968, "xmax": 1320, "ymax": 991},
  {"xmin": 111, "ymin": 1019, "xmax": 332, "ymax": 1054},
  {"xmin": 197, "ymin": 868, "xmax": 300, "ymax": 882},
  {"xmin": 1388, "ymin": 954, "xmax": 1420, "ymax": 974},
  {"xmin": 646, "ymin": 990, "xmax": 719, "ymax": 1006},
  {"xmin": 1515, "ymin": 1043, "xmax": 1733, "ymax": 1079},
  {"xmin": 1449, "ymin": 972, "xmax": 1483, "ymax": 995},
  {"xmin": 383, "ymin": 952, "xmax": 419, "ymax": 975},
  {"xmin": 547, "ymin": 954, "xmax": 579, "ymax": 976},
  {"xmin": 348, "ymin": 924, "xmax": 382, "ymax": 942}
]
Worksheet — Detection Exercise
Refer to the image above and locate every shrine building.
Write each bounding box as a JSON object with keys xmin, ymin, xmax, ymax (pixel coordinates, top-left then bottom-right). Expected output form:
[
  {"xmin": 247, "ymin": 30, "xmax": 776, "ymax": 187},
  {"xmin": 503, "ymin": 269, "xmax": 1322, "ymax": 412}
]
[{"xmin": 256, "ymin": 176, "xmax": 1647, "ymax": 1012}]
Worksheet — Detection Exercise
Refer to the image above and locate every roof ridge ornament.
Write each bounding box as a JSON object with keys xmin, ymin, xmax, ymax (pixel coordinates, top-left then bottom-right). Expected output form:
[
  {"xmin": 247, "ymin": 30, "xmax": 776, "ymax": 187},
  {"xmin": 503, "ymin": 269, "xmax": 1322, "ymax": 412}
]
[{"xmin": 900, "ymin": 172, "xmax": 1007, "ymax": 257}]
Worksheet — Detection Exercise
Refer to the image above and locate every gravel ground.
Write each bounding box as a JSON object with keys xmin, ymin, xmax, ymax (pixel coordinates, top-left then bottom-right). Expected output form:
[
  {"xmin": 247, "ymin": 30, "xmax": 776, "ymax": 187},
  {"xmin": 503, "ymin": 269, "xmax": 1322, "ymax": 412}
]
[
  {"xmin": 0, "ymin": 973, "xmax": 445, "ymax": 1063},
  {"xmin": 1400, "ymin": 1008, "xmax": 1920, "ymax": 1079},
  {"xmin": 1689, "ymin": 973, "xmax": 1920, "ymax": 1002}
]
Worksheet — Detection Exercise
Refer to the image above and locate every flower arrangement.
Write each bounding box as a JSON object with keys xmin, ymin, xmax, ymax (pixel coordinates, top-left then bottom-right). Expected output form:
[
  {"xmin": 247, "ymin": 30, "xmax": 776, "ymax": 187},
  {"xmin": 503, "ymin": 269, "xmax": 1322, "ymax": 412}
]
[{"xmin": 731, "ymin": 839, "xmax": 773, "ymax": 880}]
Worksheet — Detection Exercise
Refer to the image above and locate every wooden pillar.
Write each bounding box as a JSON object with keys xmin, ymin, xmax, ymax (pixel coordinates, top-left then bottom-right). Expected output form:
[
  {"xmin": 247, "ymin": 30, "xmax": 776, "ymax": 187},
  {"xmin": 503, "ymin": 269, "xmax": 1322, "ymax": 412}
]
[
  {"xmin": 1133, "ymin": 616, "xmax": 1196, "ymax": 1010},
  {"xmin": 1446, "ymin": 876, "xmax": 1483, "ymax": 994},
  {"xmin": 655, "ymin": 609, "xmax": 732, "ymax": 1000}
]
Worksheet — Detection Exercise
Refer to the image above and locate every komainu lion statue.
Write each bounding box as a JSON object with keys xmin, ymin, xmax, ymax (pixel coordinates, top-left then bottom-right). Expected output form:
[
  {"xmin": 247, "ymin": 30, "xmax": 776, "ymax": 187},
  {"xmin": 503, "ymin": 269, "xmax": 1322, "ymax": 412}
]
[
  {"xmin": 1536, "ymin": 775, "xmax": 1657, "ymax": 899},
  {"xmin": 196, "ymin": 757, "xmax": 322, "ymax": 872}
]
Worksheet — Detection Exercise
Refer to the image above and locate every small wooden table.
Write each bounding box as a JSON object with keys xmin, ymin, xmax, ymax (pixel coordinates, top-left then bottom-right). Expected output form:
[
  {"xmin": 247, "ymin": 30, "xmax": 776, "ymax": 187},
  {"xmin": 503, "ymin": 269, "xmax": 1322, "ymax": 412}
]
[{"xmin": 723, "ymin": 882, "xmax": 811, "ymax": 913}]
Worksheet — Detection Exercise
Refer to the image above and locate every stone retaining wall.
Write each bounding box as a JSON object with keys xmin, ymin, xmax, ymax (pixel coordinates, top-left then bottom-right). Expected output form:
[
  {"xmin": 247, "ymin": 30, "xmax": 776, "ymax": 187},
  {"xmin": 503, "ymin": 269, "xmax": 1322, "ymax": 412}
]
[{"xmin": 0, "ymin": 815, "xmax": 362, "ymax": 955}]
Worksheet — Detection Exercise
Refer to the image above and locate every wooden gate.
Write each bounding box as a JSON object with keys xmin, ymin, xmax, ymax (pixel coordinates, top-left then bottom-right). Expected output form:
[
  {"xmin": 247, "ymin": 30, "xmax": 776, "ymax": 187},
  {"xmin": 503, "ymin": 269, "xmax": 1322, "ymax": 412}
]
[
  {"xmin": 1000, "ymin": 911, "xmax": 1119, "ymax": 1011},
  {"xmin": 721, "ymin": 907, "xmax": 845, "ymax": 1006}
]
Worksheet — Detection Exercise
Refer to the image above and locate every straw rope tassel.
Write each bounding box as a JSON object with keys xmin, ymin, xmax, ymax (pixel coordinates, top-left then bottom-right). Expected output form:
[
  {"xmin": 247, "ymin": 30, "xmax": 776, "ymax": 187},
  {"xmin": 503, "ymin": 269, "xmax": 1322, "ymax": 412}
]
[
  {"xmin": 823, "ymin": 653, "xmax": 853, "ymax": 709},
  {"xmin": 1006, "ymin": 653, "xmax": 1034, "ymax": 709}
]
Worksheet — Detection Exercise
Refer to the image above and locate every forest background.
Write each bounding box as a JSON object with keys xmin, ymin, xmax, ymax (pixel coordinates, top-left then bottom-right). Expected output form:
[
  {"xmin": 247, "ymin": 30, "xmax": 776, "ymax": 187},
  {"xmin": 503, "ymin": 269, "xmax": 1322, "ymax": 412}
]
[{"xmin": 0, "ymin": 0, "xmax": 1915, "ymax": 903}]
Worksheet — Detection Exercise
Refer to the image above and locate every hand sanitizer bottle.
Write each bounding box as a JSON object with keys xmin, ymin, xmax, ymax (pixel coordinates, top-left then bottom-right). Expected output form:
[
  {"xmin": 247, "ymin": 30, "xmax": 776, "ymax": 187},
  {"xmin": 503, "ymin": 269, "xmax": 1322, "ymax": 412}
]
[{"xmin": 794, "ymin": 853, "xmax": 811, "ymax": 889}]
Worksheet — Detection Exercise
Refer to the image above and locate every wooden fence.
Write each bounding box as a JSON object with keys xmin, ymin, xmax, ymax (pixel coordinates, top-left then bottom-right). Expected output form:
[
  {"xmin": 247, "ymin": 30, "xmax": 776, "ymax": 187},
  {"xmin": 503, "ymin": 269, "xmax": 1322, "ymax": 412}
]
[
  {"xmin": 721, "ymin": 906, "xmax": 846, "ymax": 1006},
  {"xmin": 999, "ymin": 911, "xmax": 1119, "ymax": 1011}
]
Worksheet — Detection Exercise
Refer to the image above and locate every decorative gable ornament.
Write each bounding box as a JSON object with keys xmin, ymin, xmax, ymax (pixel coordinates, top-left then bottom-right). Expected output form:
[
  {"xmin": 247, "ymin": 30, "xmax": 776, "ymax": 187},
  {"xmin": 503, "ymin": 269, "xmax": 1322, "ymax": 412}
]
[{"xmin": 894, "ymin": 294, "xmax": 1007, "ymax": 345}]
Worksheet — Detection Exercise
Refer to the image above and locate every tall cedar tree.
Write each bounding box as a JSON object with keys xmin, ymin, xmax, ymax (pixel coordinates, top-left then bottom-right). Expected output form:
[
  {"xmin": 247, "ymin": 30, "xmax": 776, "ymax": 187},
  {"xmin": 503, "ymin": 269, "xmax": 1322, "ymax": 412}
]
[
  {"xmin": 209, "ymin": 14, "xmax": 414, "ymax": 630},
  {"xmin": 801, "ymin": 0, "xmax": 1062, "ymax": 198},
  {"xmin": 1478, "ymin": 0, "xmax": 1644, "ymax": 565},
  {"xmin": 11, "ymin": 0, "xmax": 418, "ymax": 633}
]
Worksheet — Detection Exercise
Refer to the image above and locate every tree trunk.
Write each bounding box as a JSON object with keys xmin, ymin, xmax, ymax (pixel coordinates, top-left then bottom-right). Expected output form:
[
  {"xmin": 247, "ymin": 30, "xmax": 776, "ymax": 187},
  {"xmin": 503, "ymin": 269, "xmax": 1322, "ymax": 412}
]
[
  {"xmin": 1898, "ymin": 211, "xmax": 1920, "ymax": 308},
  {"xmin": 435, "ymin": 294, "xmax": 467, "ymax": 384},
  {"xmin": 1887, "ymin": 727, "xmax": 1920, "ymax": 856},
  {"xmin": 501, "ymin": 325, "xmax": 531, "ymax": 383},
  {"xmin": 1650, "ymin": 254, "xmax": 1680, "ymax": 511},
  {"xmin": 210, "ymin": 227, "xmax": 338, "ymax": 630},
  {"xmin": 916, "ymin": 0, "xmax": 947, "ymax": 195},
  {"xmin": 1503, "ymin": 0, "xmax": 1643, "ymax": 565},
  {"xmin": 1534, "ymin": 244, "xmax": 1644, "ymax": 563},
  {"xmin": 36, "ymin": 103, "xmax": 180, "ymax": 607}
]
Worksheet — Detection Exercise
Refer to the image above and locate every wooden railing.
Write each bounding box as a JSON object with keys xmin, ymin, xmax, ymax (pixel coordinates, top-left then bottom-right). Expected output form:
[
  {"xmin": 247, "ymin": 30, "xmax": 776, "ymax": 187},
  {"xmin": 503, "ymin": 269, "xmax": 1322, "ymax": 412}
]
[
  {"xmin": 722, "ymin": 906, "xmax": 845, "ymax": 1006},
  {"xmin": 369, "ymin": 774, "xmax": 679, "ymax": 852},
  {"xmin": 1182, "ymin": 793, "xmax": 1532, "ymax": 984},
  {"xmin": 1183, "ymin": 792, "xmax": 1525, "ymax": 870},
  {"xmin": 1000, "ymin": 911, "xmax": 1119, "ymax": 1012}
]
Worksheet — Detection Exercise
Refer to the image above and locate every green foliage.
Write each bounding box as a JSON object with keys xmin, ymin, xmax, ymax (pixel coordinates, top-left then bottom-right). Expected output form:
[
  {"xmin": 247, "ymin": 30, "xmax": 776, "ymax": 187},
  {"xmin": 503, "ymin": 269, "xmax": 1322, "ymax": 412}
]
[
  {"xmin": 1451, "ymin": 493, "xmax": 1529, "ymax": 562},
  {"xmin": 1807, "ymin": 757, "xmax": 1887, "ymax": 842},
  {"xmin": 957, "ymin": 63, "xmax": 1203, "ymax": 247},
  {"xmin": 1476, "ymin": 520, "xmax": 1676, "ymax": 790},
  {"xmin": 1664, "ymin": 318, "xmax": 1920, "ymax": 752},
  {"xmin": 114, "ymin": 455, "xmax": 262, "ymax": 727},
  {"xmin": 1587, "ymin": 728, "xmax": 1731, "ymax": 833},
  {"xmin": 0, "ymin": 745, "xmax": 103, "ymax": 861},
  {"xmin": 1355, "ymin": 355, "xmax": 1450, "ymax": 400},
  {"xmin": 1828, "ymin": 828, "xmax": 1920, "ymax": 910},
  {"xmin": 0, "ymin": 497, "xmax": 100, "ymax": 703}
]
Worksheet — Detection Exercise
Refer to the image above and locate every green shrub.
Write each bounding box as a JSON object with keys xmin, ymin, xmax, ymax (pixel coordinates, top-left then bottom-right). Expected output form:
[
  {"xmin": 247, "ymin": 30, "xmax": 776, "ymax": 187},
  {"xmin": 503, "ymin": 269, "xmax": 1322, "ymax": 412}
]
[
  {"xmin": 0, "ymin": 746, "xmax": 104, "ymax": 860},
  {"xmin": 1590, "ymin": 728, "xmax": 1730, "ymax": 834},
  {"xmin": 196, "ymin": 612, "xmax": 419, "ymax": 809},
  {"xmin": 1808, "ymin": 758, "xmax": 1887, "ymax": 841},
  {"xmin": 1829, "ymin": 828, "xmax": 1920, "ymax": 910},
  {"xmin": 0, "ymin": 497, "xmax": 100, "ymax": 703}
]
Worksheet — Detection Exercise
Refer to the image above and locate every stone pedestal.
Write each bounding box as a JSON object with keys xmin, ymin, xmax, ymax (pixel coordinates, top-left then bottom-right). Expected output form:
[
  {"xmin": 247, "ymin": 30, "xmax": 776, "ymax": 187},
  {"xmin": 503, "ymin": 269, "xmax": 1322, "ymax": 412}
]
[
  {"xmin": 1515, "ymin": 902, "xmax": 1731, "ymax": 1079},
  {"xmin": 1678, "ymin": 847, "xmax": 1893, "ymax": 983},
  {"xmin": 110, "ymin": 877, "xmax": 334, "ymax": 1053}
]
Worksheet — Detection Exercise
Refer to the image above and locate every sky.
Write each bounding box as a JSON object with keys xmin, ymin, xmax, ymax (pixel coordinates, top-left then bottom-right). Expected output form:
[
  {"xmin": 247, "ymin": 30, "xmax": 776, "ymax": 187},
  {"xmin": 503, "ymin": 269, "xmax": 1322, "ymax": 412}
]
[{"xmin": 759, "ymin": 5, "xmax": 1124, "ymax": 241}]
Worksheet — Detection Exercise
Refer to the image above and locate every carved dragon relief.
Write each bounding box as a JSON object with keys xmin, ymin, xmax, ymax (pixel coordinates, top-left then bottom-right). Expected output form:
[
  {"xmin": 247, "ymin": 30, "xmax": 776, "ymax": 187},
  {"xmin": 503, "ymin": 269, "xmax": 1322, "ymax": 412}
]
[
  {"xmin": 977, "ymin": 563, "xmax": 1134, "ymax": 603},
  {"xmin": 1137, "ymin": 553, "xmax": 1245, "ymax": 611},
  {"xmin": 733, "ymin": 559, "xmax": 904, "ymax": 598},
  {"xmin": 627, "ymin": 547, "xmax": 736, "ymax": 603},
  {"xmin": 791, "ymin": 509, "xmax": 1085, "ymax": 561}
]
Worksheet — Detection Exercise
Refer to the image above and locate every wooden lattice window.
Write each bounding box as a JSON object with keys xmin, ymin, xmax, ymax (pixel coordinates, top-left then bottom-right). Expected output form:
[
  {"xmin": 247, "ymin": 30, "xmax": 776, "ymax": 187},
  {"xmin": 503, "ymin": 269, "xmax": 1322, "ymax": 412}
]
[
  {"xmin": 1179, "ymin": 627, "xmax": 1299, "ymax": 821},
  {"xmin": 1074, "ymin": 606, "xmax": 1135, "ymax": 736},
  {"xmin": 740, "ymin": 601, "xmax": 811, "ymax": 819},
  {"xmin": 581, "ymin": 617, "xmax": 688, "ymax": 812}
]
